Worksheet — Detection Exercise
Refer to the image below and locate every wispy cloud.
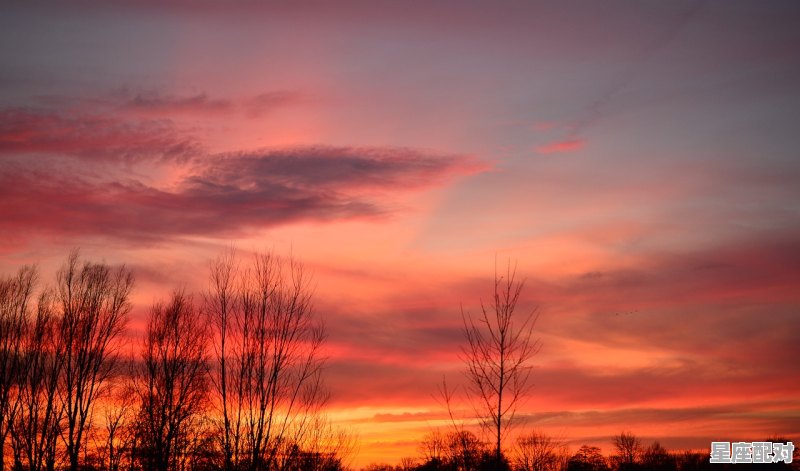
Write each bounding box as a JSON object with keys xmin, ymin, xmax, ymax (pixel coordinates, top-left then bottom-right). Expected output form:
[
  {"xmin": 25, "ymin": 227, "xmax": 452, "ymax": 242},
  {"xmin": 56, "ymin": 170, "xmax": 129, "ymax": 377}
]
[
  {"xmin": 0, "ymin": 88, "xmax": 485, "ymax": 249},
  {"xmin": 119, "ymin": 89, "xmax": 307, "ymax": 118},
  {"xmin": 0, "ymin": 145, "xmax": 483, "ymax": 246},
  {"xmin": 0, "ymin": 107, "xmax": 202, "ymax": 163},
  {"xmin": 123, "ymin": 91, "xmax": 234, "ymax": 116},
  {"xmin": 244, "ymin": 91, "xmax": 307, "ymax": 118},
  {"xmin": 113, "ymin": 88, "xmax": 307, "ymax": 119},
  {"xmin": 536, "ymin": 138, "xmax": 585, "ymax": 154},
  {"xmin": 199, "ymin": 147, "xmax": 484, "ymax": 191}
]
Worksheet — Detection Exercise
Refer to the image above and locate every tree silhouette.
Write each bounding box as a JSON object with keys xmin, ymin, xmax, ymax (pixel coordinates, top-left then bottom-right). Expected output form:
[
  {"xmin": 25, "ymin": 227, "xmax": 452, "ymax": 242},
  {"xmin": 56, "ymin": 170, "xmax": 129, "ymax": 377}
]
[
  {"xmin": 10, "ymin": 287, "xmax": 64, "ymax": 471},
  {"xmin": 56, "ymin": 250, "xmax": 134, "ymax": 471},
  {"xmin": 416, "ymin": 429, "xmax": 512, "ymax": 471},
  {"xmin": 0, "ymin": 249, "xmax": 358, "ymax": 471},
  {"xmin": 95, "ymin": 386, "xmax": 137, "ymax": 471},
  {"xmin": 286, "ymin": 414, "xmax": 355, "ymax": 471},
  {"xmin": 612, "ymin": 432, "xmax": 642, "ymax": 471},
  {"xmin": 460, "ymin": 261, "xmax": 540, "ymax": 465},
  {"xmin": 205, "ymin": 249, "xmax": 327, "ymax": 471},
  {"xmin": 419, "ymin": 430, "xmax": 446, "ymax": 468},
  {"xmin": 641, "ymin": 441, "xmax": 675, "ymax": 471},
  {"xmin": 445, "ymin": 430, "xmax": 485, "ymax": 471},
  {"xmin": 568, "ymin": 446, "xmax": 608, "ymax": 471},
  {"xmin": 0, "ymin": 266, "xmax": 36, "ymax": 471},
  {"xmin": 513, "ymin": 430, "xmax": 568, "ymax": 471},
  {"xmin": 134, "ymin": 290, "xmax": 209, "ymax": 471}
]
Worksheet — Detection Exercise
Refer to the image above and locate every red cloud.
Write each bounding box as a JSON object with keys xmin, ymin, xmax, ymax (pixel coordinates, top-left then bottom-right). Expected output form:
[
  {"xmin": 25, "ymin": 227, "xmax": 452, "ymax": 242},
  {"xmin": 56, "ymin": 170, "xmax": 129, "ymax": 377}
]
[
  {"xmin": 0, "ymin": 146, "xmax": 484, "ymax": 246},
  {"xmin": 0, "ymin": 108, "xmax": 201, "ymax": 163},
  {"xmin": 313, "ymin": 231, "xmax": 800, "ymax": 414},
  {"xmin": 536, "ymin": 138, "xmax": 585, "ymax": 154}
]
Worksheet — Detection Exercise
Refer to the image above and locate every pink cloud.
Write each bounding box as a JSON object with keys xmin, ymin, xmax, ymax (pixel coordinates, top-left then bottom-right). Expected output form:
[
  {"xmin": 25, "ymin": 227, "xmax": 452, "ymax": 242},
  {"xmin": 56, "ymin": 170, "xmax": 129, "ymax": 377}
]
[
  {"xmin": 309, "ymin": 230, "xmax": 800, "ymax": 417},
  {"xmin": 123, "ymin": 91, "xmax": 233, "ymax": 116},
  {"xmin": 0, "ymin": 146, "xmax": 483, "ymax": 247},
  {"xmin": 0, "ymin": 107, "xmax": 201, "ymax": 163},
  {"xmin": 244, "ymin": 90, "xmax": 307, "ymax": 118},
  {"xmin": 536, "ymin": 138, "xmax": 585, "ymax": 154},
  {"xmin": 532, "ymin": 121, "xmax": 563, "ymax": 131}
]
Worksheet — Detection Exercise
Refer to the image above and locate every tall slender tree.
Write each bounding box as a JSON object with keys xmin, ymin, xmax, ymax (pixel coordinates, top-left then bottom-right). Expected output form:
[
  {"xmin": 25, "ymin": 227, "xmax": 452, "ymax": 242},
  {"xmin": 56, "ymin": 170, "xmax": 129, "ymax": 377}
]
[
  {"xmin": 135, "ymin": 290, "xmax": 209, "ymax": 471},
  {"xmin": 56, "ymin": 250, "xmax": 134, "ymax": 471},
  {"xmin": 461, "ymin": 261, "xmax": 540, "ymax": 466},
  {"xmin": 0, "ymin": 266, "xmax": 37, "ymax": 471},
  {"xmin": 205, "ymin": 250, "xmax": 327, "ymax": 471},
  {"xmin": 205, "ymin": 250, "xmax": 240, "ymax": 471},
  {"xmin": 11, "ymin": 290, "xmax": 64, "ymax": 471}
]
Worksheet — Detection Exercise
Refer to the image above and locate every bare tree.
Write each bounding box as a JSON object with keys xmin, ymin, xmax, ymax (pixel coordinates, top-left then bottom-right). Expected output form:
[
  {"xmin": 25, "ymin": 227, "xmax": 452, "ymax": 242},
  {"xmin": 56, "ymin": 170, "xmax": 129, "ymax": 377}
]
[
  {"xmin": 204, "ymin": 250, "xmax": 327, "ymax": 471},
  {"xmin": 567, "ymin": 446, "xmax": 608, "ymax": 471},
  {"xmin": 419, "ymin": 428, "xmax": 483, "ymax": 471},
  {"xmin": 399, "ymin": 457, "xmax": 417, "ymax": 471},
  {"xmin": 56, "ymin": 250, "xmax": 134, "ymax": 471},
  {"xmin": 134, "ymin": 290, "xmax": 209, "ymax": 471},
  {"xmin": 205, "ymin": 250, "xmax": 241, "ymax": 471},
  {"xmin": 445, "ymin": 430, "xmax": 486, "ymax": 471},
  {"xmin": 311, "ymin": 415, "xmax": 357, "ymax": 471},
  {"xmin": 419, "ymin": 430, "xmax": 445, "ymax": 466},
  {"xmin": 514, "ymin": 430, "xmax": 568, "ymax": 471},
  {"xmin": 11, "ymin": 289, "xmax": 65, "ymax": 471},
  {"xmin": 611, "ymin": 431, "xmax": 641, "ymax": 470},
  {"xmin": 641, "ymin": 441, "xmax": 674, "ymax": 471},
  {"xmin": 93, "ymin": 386, "xmax": 137, "ymax": 471},
  {"xmin": 460, "ymin": 261, "xmax": 540, "ymax": 464},
  {"xmin": 277, "ymin": 414, "xmax": 355, "ymax": 471},
  {"xmin": 0, "ymin": 265, "xmax": 36, "ymax": 470}
]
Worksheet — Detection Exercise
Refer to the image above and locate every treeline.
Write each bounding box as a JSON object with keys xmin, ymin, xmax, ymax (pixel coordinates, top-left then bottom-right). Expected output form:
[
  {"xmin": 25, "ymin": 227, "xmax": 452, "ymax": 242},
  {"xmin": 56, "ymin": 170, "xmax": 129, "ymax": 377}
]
[
  {"xmin": 0, "ymin": 250, "xmax": 352, "ymax": 471},
  {"xmin": 364, "ymin": 430, "xmax": 797, "ymax": 471},
  {"xmin": 3, "ymin": 251, "xmax": 795, "ymax": 471}
]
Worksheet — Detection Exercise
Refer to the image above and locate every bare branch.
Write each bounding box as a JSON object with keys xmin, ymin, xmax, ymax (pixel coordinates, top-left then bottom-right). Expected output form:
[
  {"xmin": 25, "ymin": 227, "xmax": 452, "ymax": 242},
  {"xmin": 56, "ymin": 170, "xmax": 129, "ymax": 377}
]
[{"xmin": 460, "ymin": 259, "xmax": 541, "ymax": 464}]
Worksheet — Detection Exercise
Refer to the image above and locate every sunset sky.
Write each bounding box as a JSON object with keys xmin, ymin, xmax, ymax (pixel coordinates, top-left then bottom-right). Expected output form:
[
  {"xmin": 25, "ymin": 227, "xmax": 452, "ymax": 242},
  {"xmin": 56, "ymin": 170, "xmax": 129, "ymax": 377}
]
[{"xmin": 1, "ymin": 1, "xmax": 799, "ymax": 467}]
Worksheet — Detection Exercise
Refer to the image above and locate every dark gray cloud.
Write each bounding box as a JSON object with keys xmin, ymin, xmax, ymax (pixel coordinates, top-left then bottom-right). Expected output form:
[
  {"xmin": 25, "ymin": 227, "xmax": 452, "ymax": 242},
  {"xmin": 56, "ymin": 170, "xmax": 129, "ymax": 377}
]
[
  {"xmin": 198, "ymin": 147, "xmax": 478, "ymax": 191},
  {"xmin": 515, "ymin": 400, "xmax": 800, "ymax": 430},
  {"xmin": 118, "ymin": 89, "xmax": 304, "ymax": 118},
  {"xmin": 123, "ymin": 91, "xmax": 233, "ymax": 115},
  {"xmin": 0, "ymin": 145, "xmax": 481, "ymax": 246}
]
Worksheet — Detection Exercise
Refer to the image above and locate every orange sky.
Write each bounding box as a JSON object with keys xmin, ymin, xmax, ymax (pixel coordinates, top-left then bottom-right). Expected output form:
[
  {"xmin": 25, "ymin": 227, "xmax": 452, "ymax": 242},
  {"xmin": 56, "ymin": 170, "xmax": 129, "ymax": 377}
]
[{"xmin": 1, "ymin": 2, "xmax": 799, "ymax": 467}]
